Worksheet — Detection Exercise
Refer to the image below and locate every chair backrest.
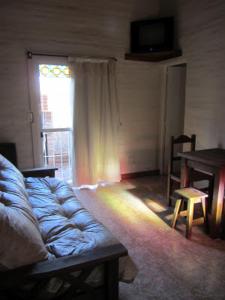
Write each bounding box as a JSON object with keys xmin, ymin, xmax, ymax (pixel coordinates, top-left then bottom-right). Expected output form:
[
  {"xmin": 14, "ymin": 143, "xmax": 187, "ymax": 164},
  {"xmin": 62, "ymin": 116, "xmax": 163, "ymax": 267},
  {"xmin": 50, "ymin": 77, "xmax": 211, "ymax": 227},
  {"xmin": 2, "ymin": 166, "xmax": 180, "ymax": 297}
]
[
  {"xmin": 0, "ymin": 143, "xmax": 18, "ymax": 167},
  {"xmin": 169, "ymin": 134, "xmax": 196, "ymax": 174}
]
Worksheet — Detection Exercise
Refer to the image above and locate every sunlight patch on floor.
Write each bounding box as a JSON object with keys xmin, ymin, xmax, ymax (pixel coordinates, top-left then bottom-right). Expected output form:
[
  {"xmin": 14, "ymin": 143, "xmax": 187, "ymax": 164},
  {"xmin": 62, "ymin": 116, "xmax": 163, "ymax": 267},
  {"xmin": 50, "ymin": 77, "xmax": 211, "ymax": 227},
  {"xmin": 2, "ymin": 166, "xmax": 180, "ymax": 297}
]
[
  {"xmin": 144, "ymin": 198, "xmax": 167, "ymax": 213},
  {"xmin": 95, "ymin": 185, "xmax": 171, "ymax": 230}
]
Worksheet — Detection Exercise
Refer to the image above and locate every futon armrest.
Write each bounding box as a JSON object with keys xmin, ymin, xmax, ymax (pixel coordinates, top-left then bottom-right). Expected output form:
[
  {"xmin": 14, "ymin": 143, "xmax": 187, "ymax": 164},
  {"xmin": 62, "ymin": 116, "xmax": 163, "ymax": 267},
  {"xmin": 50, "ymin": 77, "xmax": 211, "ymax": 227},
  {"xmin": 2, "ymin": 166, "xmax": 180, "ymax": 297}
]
[
  {"xmin": 0, "ymin": 244, "xmax": 127, "ymax": 286},
  {"xmin": 21, "ymin": 167, "xmax": 58, "ymax": 178}
]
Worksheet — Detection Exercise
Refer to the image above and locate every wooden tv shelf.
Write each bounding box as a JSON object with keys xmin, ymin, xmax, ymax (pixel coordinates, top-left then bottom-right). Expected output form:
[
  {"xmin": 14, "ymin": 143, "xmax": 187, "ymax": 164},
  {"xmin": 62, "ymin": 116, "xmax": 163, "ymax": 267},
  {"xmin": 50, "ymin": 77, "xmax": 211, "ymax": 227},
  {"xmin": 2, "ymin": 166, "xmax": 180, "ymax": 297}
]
[{"xmin": 125, "ymin": 50, "xmax": 182, "ymax": 62}]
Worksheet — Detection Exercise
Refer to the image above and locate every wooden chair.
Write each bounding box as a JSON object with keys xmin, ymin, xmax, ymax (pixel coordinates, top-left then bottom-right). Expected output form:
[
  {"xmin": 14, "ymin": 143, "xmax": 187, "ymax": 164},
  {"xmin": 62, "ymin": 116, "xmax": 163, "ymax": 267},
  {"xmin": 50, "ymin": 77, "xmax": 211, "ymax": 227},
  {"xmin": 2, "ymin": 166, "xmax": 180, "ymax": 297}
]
[
  {"xmin": 167, "ymin": 134, "xmax": 196, "ymax": 206},
  {"xmin": 167, "ymin": 134, "xmax": 213, "ymax": 207}
]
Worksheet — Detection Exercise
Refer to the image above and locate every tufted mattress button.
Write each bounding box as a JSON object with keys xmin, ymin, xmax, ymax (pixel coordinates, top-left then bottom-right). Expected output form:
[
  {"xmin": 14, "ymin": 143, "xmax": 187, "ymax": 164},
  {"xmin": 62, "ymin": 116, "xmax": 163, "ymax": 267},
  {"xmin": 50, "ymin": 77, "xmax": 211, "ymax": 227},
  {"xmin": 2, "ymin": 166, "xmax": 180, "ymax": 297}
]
[{"xmin": 1, "ymin": 198, "xmax": 11, "ymax": 206}]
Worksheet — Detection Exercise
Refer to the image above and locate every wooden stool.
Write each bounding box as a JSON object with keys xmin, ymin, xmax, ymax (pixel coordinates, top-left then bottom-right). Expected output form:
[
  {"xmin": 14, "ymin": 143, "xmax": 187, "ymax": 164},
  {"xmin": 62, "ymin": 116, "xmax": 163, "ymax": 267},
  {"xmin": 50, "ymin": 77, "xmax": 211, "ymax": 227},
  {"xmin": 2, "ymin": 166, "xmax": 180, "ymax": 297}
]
[{"xmin": 171, "ymin": 188, "xmax": 208, "ymax": 238}]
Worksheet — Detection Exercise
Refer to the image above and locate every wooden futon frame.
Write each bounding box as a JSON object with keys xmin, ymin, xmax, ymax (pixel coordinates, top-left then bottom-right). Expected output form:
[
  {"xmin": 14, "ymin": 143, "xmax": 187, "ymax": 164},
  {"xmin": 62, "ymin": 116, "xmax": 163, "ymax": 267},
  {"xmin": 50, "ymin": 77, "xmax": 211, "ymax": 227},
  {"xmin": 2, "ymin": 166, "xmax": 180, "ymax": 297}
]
[{"xmin": 0, "ymin": 244, "xmax": 127, "ymax": 300}]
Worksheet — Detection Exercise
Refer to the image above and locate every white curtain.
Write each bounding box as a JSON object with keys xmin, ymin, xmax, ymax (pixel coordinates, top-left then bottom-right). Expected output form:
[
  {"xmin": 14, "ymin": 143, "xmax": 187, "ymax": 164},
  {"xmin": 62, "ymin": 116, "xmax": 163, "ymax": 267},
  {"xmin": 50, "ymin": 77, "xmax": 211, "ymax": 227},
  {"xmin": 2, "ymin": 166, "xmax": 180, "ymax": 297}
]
[{"xmin": 71, "ymin": 59, "xmax": 121, "ymax": 186}]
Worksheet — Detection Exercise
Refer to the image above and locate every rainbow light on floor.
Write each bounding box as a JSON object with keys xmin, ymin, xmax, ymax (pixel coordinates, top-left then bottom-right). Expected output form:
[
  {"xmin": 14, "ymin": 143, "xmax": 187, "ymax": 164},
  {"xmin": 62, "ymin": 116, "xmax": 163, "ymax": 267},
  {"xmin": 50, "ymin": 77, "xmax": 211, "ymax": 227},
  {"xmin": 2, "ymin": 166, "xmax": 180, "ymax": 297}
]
[{"xmin": 94, "ymin": 185, "xmax": 171, "ymax": 231}]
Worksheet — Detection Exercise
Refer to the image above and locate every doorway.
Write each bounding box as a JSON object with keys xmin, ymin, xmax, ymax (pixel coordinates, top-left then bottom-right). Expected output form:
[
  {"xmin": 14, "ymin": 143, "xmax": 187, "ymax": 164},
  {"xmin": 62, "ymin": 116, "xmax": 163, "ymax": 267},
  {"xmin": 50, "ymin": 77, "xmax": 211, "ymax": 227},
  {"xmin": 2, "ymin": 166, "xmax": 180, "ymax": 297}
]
[
  {"xmin": 162, "ymin": 63, "xmax": 187, "ymax": 174},
  {"xmin": 28, "ymin": 56, "xmax": 74, "ymax": 182}
]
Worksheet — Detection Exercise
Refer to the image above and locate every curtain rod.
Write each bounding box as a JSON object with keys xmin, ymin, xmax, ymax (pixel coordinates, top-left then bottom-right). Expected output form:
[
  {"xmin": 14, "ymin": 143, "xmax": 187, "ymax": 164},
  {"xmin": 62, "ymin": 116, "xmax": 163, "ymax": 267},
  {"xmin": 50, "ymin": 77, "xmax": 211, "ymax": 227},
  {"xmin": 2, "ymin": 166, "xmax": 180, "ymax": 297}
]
[{"xmin": 27, "ymin": 51, "xmax": 117, "ymax": 61}]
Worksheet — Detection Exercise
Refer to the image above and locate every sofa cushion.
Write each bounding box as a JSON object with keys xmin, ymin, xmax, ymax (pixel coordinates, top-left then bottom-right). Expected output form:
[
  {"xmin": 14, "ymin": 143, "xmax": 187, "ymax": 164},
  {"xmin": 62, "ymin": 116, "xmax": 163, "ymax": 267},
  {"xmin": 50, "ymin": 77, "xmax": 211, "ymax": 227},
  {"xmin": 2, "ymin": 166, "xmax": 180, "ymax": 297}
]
[
  {"xmin": 25, "ymin": 177, "xmax": 118, "ymax": 257},
  {"xmin": 0, "ymin": 155, "xmax": 48, "ymax": 269}
]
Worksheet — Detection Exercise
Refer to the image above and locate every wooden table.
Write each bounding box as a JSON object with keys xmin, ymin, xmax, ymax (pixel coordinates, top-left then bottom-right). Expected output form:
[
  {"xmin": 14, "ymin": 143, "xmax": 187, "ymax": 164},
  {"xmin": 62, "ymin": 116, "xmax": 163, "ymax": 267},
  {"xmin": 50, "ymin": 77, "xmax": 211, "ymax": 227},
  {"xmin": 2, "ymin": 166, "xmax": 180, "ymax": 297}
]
[{"xmin": 179, "ymin": 148, "xmax": 225, "ymax": 238}]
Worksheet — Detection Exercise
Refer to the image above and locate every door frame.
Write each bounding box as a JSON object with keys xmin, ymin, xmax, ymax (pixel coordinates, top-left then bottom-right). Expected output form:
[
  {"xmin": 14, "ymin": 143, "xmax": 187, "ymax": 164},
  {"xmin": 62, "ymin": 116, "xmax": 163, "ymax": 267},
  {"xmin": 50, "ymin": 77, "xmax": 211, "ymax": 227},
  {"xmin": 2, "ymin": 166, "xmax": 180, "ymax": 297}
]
[
  {"xmin": 27, "ymin": 55, "xmax": 69, "ymax": 167},
  {"xmin": 158, "ymin": 57, "xmax": 187, "ymax": 175}
]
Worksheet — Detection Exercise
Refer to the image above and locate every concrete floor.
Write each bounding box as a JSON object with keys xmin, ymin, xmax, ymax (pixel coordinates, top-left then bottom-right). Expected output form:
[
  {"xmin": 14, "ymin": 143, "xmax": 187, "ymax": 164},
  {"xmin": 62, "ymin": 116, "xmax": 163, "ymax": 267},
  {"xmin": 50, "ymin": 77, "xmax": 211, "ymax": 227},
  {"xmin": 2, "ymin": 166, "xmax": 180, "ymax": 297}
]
[{"xmin": 75, "ymin": 176, "xmax": 225, "ymax": 300}]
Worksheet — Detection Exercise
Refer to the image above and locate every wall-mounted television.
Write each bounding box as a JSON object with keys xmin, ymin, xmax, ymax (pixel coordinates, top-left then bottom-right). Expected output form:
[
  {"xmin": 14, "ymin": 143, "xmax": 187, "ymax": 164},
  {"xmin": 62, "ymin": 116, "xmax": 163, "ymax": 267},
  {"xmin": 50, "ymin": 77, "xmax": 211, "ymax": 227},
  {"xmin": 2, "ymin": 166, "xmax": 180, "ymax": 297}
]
[{"xmin": 130, "ymin": 17, "xmax": 174, "ymax": 53}]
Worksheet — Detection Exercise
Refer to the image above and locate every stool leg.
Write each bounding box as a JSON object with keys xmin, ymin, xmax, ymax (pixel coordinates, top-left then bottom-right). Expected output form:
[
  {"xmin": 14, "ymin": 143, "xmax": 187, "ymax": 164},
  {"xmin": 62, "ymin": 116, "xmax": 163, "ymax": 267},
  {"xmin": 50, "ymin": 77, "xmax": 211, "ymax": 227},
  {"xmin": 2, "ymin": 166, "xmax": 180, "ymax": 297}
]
[
  {"xmin": 201, "ymin": 197, "xmax": 209, "ymax": 231},
  {"xmin": 201, "ymin": 197, "xmax": 206, "ymax": 220},
  {"xmin": 171, "ymin": 199, "xmax": 182, "ymax": 228},
  {"xmin": 186, "ymin": 200, "xmax": 194, "ymax": 238}
]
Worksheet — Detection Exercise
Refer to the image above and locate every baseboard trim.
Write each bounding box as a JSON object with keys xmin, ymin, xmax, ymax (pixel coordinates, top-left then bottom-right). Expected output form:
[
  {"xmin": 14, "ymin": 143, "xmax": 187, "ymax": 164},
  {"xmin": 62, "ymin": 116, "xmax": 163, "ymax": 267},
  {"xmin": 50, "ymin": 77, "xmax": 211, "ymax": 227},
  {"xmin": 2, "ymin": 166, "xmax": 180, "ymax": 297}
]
[{"xmin": 121, "ymin": 169, "xmax": 160, "ymax": 180}]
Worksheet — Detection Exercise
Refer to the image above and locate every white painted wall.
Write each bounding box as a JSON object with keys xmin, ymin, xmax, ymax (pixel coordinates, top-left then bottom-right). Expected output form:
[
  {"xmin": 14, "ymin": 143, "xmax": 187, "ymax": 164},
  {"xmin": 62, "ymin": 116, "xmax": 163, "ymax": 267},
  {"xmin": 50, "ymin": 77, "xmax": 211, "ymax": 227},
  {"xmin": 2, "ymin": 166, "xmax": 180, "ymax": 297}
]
[
  {"xmin": 176, "ymin": 0, "xmax": 225, "ymax": 149},
  {"xmin": 118, "ymin": 61, "xmax": 161, "ymax": 174},
  {"xmin": 158, "ymin": 0, "xmax": 225, "ymax": 156},
  {"xmin": 0, "ymin": 0, "xmax": 160, "ymax": 173}
]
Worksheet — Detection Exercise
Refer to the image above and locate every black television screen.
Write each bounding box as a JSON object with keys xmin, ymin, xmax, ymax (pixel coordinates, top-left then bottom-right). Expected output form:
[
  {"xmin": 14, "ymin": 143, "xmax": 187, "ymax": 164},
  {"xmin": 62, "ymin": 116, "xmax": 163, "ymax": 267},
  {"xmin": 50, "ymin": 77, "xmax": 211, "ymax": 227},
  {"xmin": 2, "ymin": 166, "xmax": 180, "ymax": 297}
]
[{"xmin": 131, "ymin": 17, "xmax": 174, "ymax": 53}]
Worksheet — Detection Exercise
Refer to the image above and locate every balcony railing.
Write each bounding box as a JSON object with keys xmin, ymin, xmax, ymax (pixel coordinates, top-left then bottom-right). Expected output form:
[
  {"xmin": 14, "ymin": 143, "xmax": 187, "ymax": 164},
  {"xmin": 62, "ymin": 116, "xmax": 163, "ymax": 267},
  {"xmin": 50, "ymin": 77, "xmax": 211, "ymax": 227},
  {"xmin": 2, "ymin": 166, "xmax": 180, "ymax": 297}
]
[{"xmin": 42, "ymin": 128, "xmax": 73, "ymax": 182}]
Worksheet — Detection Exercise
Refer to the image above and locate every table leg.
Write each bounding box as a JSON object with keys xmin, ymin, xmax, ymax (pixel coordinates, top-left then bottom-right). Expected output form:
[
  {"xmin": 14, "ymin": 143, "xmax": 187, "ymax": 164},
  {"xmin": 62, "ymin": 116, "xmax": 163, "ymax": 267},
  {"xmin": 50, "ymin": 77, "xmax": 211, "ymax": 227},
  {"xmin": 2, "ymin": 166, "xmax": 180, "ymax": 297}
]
[
  {"xmin": 180, "ymin": 158, "xmax": 190, "ymax": 188},
  {"xmin": 210, "ymin": 169, "xmax": 225, "ymax": 238}
]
